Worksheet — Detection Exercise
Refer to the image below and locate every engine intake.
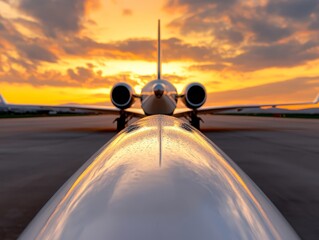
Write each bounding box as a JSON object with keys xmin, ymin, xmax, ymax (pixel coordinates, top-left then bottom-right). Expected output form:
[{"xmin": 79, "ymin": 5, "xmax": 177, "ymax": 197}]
[
  {"xmin": 111, "ymin": 83, "xmax": 135, "ymax": 109},
  {"xmin": 182, "ymin": 83, "xmax": 206, "ymax": 109}
]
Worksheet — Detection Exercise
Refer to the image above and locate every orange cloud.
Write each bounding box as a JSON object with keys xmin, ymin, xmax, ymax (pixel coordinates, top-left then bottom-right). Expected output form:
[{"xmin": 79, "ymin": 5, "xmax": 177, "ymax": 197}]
[
  {"xmin": 122, "ymin": 8, "xmax": 133, "ymax": 16},
  {"xmin": 85, "ymin": 0, "xmax": 101, "ymax": 15}
]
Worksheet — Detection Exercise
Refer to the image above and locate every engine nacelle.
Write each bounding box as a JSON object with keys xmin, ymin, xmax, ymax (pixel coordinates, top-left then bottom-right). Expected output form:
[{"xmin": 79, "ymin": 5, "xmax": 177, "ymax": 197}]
[
  {"xmin": 111, "ymin": 83, "xmax": 135, "ymax": 109},
  {"xmin": 182, "ymin": 83, "xmax": 206, "ymax": 109}
]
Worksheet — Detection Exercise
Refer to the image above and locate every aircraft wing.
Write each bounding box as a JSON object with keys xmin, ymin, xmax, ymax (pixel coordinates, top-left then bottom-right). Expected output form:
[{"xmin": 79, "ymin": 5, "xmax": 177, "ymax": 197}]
[
  {"xmin": 51, "ymin": 104, "xmax": 146, "ymax": 117},
  {"xmin": 2, "ymin": 101, "xmax": 145, "ymax": 118},
  {"xmin": 173, "ymin": 93, "xmax": 319, "ymax": 117}
]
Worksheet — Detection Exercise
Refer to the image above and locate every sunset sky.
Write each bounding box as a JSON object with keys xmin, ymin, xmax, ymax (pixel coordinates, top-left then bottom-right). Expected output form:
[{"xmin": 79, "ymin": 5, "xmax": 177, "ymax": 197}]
[{"xmin": 0, "ymin": 0, "xmax": 319, "ymax": 107}]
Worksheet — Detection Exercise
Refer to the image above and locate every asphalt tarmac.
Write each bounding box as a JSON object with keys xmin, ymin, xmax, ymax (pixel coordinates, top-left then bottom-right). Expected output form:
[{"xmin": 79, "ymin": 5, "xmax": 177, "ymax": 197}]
[{"xmin": 0, "ymin": 115, "xmax": 318, "ymax": 239}]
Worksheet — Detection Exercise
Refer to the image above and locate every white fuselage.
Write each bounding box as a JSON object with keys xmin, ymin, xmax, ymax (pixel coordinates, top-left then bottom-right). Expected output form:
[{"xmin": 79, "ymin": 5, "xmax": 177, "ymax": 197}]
[
  {"xmin": 19, "ymin": 116, "xmax": 299, "ymax": 240},
  {"xmin": 140, "ymin": 79, "xmax": 177, "ymax": 115}
]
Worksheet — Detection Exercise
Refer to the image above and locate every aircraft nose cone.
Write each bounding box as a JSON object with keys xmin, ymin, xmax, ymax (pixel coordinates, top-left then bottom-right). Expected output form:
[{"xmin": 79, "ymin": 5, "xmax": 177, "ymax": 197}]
[{"xmin": 153, "ymin": 83, "xmax": 165, "ymax": 98}]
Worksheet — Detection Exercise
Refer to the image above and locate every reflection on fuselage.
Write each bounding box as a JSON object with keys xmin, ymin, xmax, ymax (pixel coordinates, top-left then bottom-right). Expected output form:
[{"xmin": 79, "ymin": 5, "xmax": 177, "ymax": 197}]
[{"xmin": 19, "ymin": 116, "xmax": 299, "ymax": 240}]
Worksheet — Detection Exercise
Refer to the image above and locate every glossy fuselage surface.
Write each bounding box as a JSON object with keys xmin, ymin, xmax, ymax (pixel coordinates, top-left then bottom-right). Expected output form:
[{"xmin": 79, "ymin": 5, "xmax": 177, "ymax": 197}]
[
  {"xmin": 141, "ymin": 79, "xmax": 177, "ymax": 115},
  {"xmin": 19, "ymin": 116, "xmax": 299, "ymax": 240}
]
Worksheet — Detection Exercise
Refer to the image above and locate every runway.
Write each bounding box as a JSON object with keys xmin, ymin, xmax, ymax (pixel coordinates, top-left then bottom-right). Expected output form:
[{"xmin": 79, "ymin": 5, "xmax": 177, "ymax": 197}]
[{"xmin": 0, "ymin": 115, "xmax": 318, "ymax": 239}]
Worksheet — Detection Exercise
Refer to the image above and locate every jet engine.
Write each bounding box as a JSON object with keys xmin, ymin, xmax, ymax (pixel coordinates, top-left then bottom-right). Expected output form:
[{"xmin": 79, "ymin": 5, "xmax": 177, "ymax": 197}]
[
  {"xmin": 111, "ymin": 83, "xmax": 135, "ymax": 109},
  {"xmin": 182, "ymin": 83, "xmax": 207, "ymax": 109}
]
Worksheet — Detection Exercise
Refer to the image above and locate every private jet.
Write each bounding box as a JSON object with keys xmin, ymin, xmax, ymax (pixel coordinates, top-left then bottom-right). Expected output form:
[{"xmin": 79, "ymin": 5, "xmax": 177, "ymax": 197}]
[
  {"xmin": 1, "ymin": 20, "xmax": 318, "ymax": 131},
  {"xmin": 5, "ymin": 20, "xmax": 319, "ymax": 239}
]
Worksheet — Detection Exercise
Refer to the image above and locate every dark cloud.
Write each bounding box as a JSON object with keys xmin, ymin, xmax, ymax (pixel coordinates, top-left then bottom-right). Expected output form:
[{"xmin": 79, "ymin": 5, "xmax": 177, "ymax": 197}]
[
  {"xmin": 215, "ymin": 28, "xmax": 244, "ymax": 44},
  {"xmin": 2, "ymin": 0, "xmax": 319, "ymax": 76},
  {"xmin": 2, "ymin": 11, "xmax": 318, "ymax": 74},
  {"xmin": 163, "ymin": 38, "xmax": 220, "ymax": 62},
  {"xmin": 267, "ymin": 0, "xmax": 319, "ymax": 21},
  {"xmin": 166, "ymin": 0, "xmax": 236, "ymax": 12},
  {"xmin": 166, "ymin": 1, "xmax": 295, "ymax": 44},
  {"xmin": 78, "ymin": 37, "xmax": 216, "ymax": 61},
  {"xmin": 0, "ymin": 69, "xmax": 69, "ymax": 87},
  {"xmin": 164, "ymin": 0, "xmax": 319, "ymax": 71},
  {"xmin": 0, "ymin": 22, "xmax": 5, "ymax": 31},
  {"xmin": 57, "ymin": 37, "xmax": 156, "ymax": 60},
  {"xmin": 6, "ymin": 54, "xmax": 37, "ymax": 70},
  {"xmin": 1, "ymin": 11, "xmax": 221, "ymax": 66},
  {"xmin": 58, "ymin": 36, "xmax": 220, "ymax": 62},
  {"xmin": 165, "ymin": 0, "xmax": 239, "ymax": 35},
  {"xmin": 228, "ymin": 41, "xmax": 319, "ymax": 71},
  {"xmin": 115, "ymin": 38, "xmax": 155, "ymax": 59},
  {"xmin": 167, "ymin": 11, "xmax": 214, "ymax": 36},
  {"xmin": 189, "ymin": 34, "xmax": 319, "ymax": 72},
  {"xmin": 0, "ymin": 14, "xmax": 58, "ymax": 67},
  {"xmin": 208, "ymin": 76, "xmax": 319, "ymax": 105},
  {"xmin": 67, "ymin": 66, "xmax": 95, "ymax": 82},
  {"xmin": 64, "ymin": 67, "xmax": 139, "ymax": 88},
  {"xmin": 0, "ymin": 15, "xmax": 221, "ymax": 69},
  {"xmin": 18, "ymin": 0, "xmax": 92, "ymax": 37},
  {"xmin": 17, "ymin": 43, "xmax": 58, "ymax": 63},
  {"xmin": 248, "ymin": 19, "xmax": 292, "ymax": 43},
  {"xmin": 309, "ymin": 16, "xmax": 319, "ymax": 30},
  {"xmin": 0, "ymin": 68, "xmax": 112, "ymax": 88}
]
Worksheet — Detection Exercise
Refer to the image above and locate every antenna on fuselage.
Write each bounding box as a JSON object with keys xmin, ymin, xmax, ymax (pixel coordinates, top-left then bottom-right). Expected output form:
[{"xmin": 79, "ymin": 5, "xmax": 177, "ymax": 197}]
[{"xmin": 157, "ymin": 19, "xmax": 162, "ymax": 80}]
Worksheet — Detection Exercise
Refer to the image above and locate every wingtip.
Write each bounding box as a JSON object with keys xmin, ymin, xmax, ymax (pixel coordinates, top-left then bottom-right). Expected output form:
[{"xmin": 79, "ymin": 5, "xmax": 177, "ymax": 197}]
[
  {"xmin": 314, "ymin": 93, "xmax": 319, "ymax": 104},
  {"xmin": 0, "ymin": 94, "xmax": 6, "ymax": 105}
]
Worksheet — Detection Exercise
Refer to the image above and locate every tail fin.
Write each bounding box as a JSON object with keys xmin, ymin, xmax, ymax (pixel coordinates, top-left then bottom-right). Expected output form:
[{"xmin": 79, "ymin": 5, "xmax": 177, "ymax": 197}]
[
  {"xmin": 0, "ymin": 94, "xmax": 6, "ymax": 105},
  {"xmin": 314, "ymin": 93, "xmax": 319, "ymax": 104},
  {"xmin": 157, "ymin": 19, "xmax": 162, "ymax": 80}
]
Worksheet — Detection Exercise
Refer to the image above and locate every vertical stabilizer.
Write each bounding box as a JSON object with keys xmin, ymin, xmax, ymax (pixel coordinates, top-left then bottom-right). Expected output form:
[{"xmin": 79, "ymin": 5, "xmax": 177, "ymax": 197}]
[
  {"xmin": 157, "ymin": 19, "xmax": 162, "ymax": 80},
  {"xmin": 0, "ymin": 94, "xmax": 6, "ymax": 105}
]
